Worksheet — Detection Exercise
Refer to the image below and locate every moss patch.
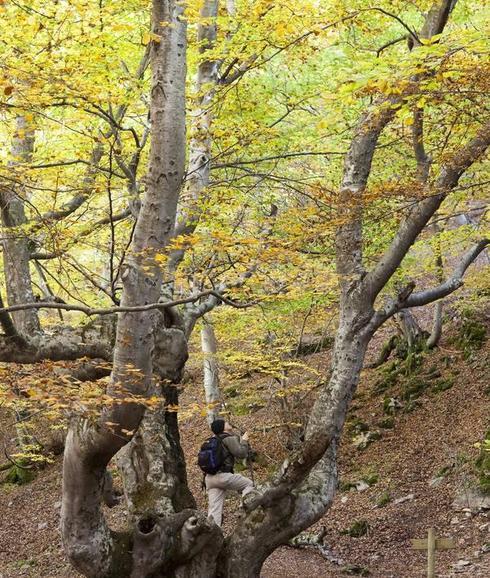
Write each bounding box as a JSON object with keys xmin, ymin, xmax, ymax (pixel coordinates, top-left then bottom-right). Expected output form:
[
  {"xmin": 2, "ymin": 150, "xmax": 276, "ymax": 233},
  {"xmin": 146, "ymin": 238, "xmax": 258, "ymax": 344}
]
[
  {"xmin": 475, "ymin": 430, "xmax": 490, "ymax": 495},
  {"xmin": 341, "ymin": 520, "xmax": 369, "ymax": 538},
  {"xmin": 432, "ymin": 377, "xmax": 455, "ymax": 393},
  {"xmin": 451, "ymin": 309, "xmax": 487, "ymax": 359},
  {"xmin": 3, "ymin": 464, "xmax": 35, "ymax": 485},
  {"xmin": 375, "ymin": 490, "xmax": 392, "ymax": 507}
]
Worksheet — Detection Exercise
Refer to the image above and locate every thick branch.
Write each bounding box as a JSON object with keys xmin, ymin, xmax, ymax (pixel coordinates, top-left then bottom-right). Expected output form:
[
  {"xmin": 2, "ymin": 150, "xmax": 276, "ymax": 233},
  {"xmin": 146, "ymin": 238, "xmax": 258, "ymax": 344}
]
[
  {"xmin": 365, "ymin": 120, "xmax": 490, "ymax": 301},
  {"xmin": 0, "ymin": 333, "xmax": 112, "ymax": 363},
  {"xmin": 367, "ymin": 239, "xmax": 488, "ymax": 332},
  {"xmin": 167, "ymin": 0, "xmax": 220, "ymax": 277},
  {"xmin": 405, "ymin": 239, "xmax": 488, "ymax": 308}
]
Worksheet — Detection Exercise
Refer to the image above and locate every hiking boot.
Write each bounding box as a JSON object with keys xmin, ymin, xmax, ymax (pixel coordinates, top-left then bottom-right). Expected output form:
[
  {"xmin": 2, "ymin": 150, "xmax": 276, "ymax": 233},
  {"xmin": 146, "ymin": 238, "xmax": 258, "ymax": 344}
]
[{"xmin": 242, "ymin": 489, "xmax": 262, "ymax": 512}]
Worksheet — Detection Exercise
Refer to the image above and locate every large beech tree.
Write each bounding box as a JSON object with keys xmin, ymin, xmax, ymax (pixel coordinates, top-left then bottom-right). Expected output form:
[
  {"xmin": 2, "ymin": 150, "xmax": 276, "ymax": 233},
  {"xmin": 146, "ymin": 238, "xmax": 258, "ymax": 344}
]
[{"xmin": 0, "ymin": 1, "xmax": 488, "ymax": 577}]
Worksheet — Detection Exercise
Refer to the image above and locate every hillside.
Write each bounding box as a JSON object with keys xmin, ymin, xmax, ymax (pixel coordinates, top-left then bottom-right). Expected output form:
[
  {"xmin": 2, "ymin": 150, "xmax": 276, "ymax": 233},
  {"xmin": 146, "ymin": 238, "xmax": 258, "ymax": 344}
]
[{"xmin": 0, "ymin": 310, "xmax": 489, "ymax": 578}]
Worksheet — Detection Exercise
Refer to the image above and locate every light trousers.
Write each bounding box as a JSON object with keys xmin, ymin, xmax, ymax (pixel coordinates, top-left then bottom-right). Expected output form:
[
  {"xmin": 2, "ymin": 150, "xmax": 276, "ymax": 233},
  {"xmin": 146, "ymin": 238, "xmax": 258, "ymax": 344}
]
[{"xmin": 206, "ymin": 472, "xmax": 254, "ymax": 526}]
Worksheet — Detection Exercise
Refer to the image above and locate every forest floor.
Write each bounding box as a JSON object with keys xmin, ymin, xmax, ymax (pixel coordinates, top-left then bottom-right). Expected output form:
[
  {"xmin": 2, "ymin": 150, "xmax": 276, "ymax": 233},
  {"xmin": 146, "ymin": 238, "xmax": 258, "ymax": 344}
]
[{"xmin": 0, "ymin": 306, "xmax": 489, "ymax": 578}]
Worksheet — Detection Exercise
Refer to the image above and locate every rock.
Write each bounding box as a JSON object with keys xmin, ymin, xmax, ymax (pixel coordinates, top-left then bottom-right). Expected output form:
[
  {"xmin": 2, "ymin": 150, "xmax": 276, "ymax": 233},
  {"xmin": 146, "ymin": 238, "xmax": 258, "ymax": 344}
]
[
  {"xmin": 429, "ymin": 476, "xmax": 444, "ymax": 487},
  {"xmin": 453, "ymin": 559, "xmax": 472, "ymax": 572},
  {"xmin": 54, "ymin": 501, "xmax": 62, "ymax": 509},
  {"xmin": 37, "ymin": 521, "xmax": 48, "ymax": 530},
  {"xmin": 353, "ymin": 431, "xmax": 381, "ymax": 450},
  {"xmin": 355, "ymin": 480, "xmax": 370, "ymax": 492},
  {"xmin": 340, "ymin": 564, "xmax": 370, "ymax": 576},
  {"xmin": 394, "ymin": 493, "xmax": 414, "ymax": 505},
  {"xmin": 450, "ymin": 517, "xmax": 459, "ymax": 525},
  {"xmin": 341, "ymin": 495, "xmax": 349, "ymax": 504},
  {"xmin": 452, "ymin": 488, "xmax": 490, "ymax": 513}
]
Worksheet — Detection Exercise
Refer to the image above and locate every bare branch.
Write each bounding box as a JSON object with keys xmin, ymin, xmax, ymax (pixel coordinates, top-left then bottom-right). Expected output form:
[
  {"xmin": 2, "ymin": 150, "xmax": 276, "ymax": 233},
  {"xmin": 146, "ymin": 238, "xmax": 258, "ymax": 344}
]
[
  {"xmin": 30, "ymin": 207, "xmax": 132, "ymax": 260},
  {"xmin": 367, "ymin": 239, "xmax": 488, "ymax": 333},
  {"xmin": 212, "ymin": 150, "xmax": 344, "ymax": 169},
  {"xmin": 366, "ymin": 8, "xmax": 420, "ymax": 43},
  {"xmin": 376, "ymin": 35, "xmax": 406, "ymax": 57},
  {"xmin": 405, "ymin": 239, "xmax": 489, "ymax": 308},
  {"xmin": 0, "ymin": 289, "xmax": 258, "ymax": 317}
]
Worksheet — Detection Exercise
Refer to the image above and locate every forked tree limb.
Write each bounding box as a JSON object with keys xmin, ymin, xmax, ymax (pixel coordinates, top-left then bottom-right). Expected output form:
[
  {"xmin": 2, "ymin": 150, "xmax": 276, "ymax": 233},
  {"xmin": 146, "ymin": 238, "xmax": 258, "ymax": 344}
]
[{"xmin": 365, "ymin": 120, "xmax": 490, "ymax": 302}]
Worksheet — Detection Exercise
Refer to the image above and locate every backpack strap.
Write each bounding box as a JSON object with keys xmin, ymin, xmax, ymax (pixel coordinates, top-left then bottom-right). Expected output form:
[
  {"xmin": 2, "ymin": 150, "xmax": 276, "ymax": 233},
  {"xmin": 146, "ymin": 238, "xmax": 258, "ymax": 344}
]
[
  {"xmin": 216, "ymin": 432, "xmax": 231, "ymax": 455},
  {"xmin": 216, "ymin": 432, "xmax": 234, "ymax": 473}
]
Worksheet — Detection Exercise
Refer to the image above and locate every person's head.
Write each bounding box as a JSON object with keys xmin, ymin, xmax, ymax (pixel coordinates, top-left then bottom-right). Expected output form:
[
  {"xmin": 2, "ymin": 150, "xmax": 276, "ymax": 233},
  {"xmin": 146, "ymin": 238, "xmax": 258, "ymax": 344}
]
[{"xmin": 210, "ymin": 419, "xmax": 233, "ymax": 435}]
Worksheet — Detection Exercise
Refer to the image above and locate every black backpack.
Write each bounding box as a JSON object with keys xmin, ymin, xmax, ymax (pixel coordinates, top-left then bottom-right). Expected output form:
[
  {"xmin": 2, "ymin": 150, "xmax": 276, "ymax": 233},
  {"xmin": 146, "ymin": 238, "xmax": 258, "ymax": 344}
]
[{"xmin": 197, "ymin": 434, "xmax": 228, "ymax": 475}]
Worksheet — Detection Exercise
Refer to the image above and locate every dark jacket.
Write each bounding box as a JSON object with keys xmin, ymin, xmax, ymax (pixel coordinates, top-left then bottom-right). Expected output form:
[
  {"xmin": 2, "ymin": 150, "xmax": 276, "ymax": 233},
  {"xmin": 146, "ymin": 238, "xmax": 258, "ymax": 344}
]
[{"xmin": 218, "ymin": 433, "xmax": 250, "ymax": 473}]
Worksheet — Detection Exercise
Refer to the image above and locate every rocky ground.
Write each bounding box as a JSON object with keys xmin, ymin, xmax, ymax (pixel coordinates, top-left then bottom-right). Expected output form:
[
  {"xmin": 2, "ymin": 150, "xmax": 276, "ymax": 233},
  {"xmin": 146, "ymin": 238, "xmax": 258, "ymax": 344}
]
[{"xmin": 0, "ymin": 311, "xmax": 489, "ymax": 578}]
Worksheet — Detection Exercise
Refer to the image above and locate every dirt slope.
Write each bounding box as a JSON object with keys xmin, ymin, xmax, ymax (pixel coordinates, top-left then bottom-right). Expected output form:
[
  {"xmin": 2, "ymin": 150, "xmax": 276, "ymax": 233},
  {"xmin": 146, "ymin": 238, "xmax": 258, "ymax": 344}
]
[{"xmin": 0, "ymin": 327, "xmax": 488, "ymax": 578}]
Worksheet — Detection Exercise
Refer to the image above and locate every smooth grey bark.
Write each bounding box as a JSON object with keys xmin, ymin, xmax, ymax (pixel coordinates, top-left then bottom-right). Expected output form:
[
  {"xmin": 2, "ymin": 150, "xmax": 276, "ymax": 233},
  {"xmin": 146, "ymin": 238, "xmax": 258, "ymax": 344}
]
[
  {"xmin": 56, "ymin": 2, "xmax": 488, "ymax": 577},
  {"xmin": 0, "ymin": 314, "xmax": 115, "ymax": 363},
  {"xmin": 115, "ymin": 3, "xmax": 224, "ymax": 565},
  {"xmin": 117, "ymin": 394, "xmax": 196, "ymax": 523},
  {"xmin": 425, "ymin": 231, "xmax": 444, "ymax": 349},
  {"xmin": 61, "ymin": 3, "xmax": 222, "ymax": 577},
  {"xmin": 0, "ymin": 115, "xmax": 40, "ymax": 335},
  {"xmin": 201, "ymin": 317, "xmax": 221, "ymax": 424},
  {"xmin": 365, "ymin": 120, "xmax": 490, "ymax": 303},
  {"xmin": 167, "ymin": 0, "xmax": 219, "ymax": 279},
  {"xmin": 427, "ymin": 301, "xmax": 443, "ymax": 348}
]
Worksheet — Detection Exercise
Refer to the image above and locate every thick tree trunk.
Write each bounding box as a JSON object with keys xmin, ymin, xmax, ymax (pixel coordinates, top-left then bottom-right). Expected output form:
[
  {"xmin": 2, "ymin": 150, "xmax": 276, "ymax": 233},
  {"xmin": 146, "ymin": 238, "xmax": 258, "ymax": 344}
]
[
  {"xmin": 167, "ymin": 0, "xmax": 219, "ymax": 278},
  {"xmin": 1, "ymin": 115, "xmax": 40, "ymax": 335},
  {"xmin": 221, "ymin": 316, "xmax": 370, "ymax": 577},
  {"xmin": 58, "ymin": 3, "xmax": 488, "ymax": 577},
  {"xmin": 117, "ymin": 385, "xmax": 195, "ymax": 522},
  {"xmin": 60, "ymin": 2, "xmax": 203, "ymax": 576},
  {"xmin": 427, "ymin": 301, "xmax": 443, "ymax": 348}
]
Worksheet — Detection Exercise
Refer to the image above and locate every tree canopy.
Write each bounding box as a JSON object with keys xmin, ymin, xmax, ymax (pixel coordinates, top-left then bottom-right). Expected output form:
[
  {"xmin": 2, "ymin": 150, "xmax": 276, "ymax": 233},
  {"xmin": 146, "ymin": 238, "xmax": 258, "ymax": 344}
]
[{"xmin": 0, "ymin": 1, "xmax": 488, "ymax": 577}]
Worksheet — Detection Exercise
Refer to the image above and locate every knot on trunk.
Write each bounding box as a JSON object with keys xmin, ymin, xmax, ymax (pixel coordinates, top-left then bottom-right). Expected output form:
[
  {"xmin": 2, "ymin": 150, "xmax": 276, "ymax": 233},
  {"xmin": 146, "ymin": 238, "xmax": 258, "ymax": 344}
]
[
  {"xmin": 130, "ymin": 510, "xmax": 221, "ymax": 578},
  {"xmin": 152, "ymin": 326, "xmax": 188, "ymax": 382}
]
